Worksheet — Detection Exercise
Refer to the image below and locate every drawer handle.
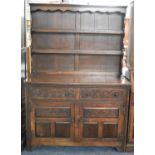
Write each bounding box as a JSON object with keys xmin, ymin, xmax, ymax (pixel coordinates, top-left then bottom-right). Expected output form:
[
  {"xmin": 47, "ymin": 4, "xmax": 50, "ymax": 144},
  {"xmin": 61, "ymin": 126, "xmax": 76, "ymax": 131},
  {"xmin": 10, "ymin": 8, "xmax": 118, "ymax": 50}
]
[
  {"xmin": 65, "ymin": 92, "xmax": 70, "ymax": 97},
  {"xmin": 85, "ymin": 93, "xmax": 89, "ymax": 97},
  {"xmin": 113, "ymin": 93, "xmax": 119, "ymax": 98}
]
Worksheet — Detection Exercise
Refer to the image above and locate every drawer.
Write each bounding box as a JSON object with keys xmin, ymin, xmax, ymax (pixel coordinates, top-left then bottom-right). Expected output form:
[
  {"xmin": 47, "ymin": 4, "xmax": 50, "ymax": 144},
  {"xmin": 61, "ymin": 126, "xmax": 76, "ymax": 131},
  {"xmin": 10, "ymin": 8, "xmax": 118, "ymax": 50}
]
[
  {"xmin": 30, "ymin": 86, "xmax": 76, "ymax": 99},
  {"xmin": 80, "ymin": 87, "xmax": 125, "ymax": 100}
]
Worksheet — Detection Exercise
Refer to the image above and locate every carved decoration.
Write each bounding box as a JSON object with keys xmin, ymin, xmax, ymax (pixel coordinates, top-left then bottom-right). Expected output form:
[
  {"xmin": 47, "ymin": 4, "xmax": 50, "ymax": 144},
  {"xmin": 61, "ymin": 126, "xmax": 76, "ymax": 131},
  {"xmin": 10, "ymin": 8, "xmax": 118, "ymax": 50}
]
[
  {"xmin": 30, "ymin": 86, "xmax": 75, "ymax": 99},
  {"xmin": 35, "ymin": 107, "xmax": 71, "ymax": 117},
  {"xmin": 30, "ymin": 4, "xmax": 126, "ymax": 14},
  {"xmin": 84, "ymin": 108, "xmax": 119, "ymax": 118},
  {"xmin": 80, "ymin": 88, "xmax": 124, "ymax": 99}
]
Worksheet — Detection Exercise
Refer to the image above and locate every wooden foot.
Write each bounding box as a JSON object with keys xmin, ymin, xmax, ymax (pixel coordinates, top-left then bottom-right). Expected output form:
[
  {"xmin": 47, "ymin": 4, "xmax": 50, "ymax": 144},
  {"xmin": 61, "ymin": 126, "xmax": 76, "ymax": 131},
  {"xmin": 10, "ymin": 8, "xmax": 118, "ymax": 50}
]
[
  {"xmin": 125, "ymin": 144, "xmax": 134, "ymax": 152},
  {"xmin": 115, "ymin": 146, "xmax": 125, "ymax": 152},
  {"xmin": 26, "ymin": 141, "xmax": 32, "ymax": 151}
]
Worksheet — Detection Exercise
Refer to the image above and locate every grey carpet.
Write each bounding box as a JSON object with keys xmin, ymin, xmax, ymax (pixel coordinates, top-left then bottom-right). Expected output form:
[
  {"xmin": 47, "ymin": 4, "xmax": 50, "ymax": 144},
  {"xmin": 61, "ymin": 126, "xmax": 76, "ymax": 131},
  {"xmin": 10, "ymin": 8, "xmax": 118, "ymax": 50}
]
[{"xmin": 22, "ymin": 146, "xmax": 134, "ymax": 155}]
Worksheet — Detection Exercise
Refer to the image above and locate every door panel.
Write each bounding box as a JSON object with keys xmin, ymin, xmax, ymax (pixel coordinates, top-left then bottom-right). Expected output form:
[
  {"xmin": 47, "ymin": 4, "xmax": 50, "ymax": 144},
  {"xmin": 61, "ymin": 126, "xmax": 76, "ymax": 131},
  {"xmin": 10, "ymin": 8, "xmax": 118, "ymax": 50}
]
[
  {"xmin": 55, "ymin": 122, "xmax": 71, "ymax": 138},
  {"xmin": 35, "ymin": 122, "xmax": 51, "ymax": 137},
  {"xmin": 83, "ymin": 123, "xmax": 98, "ymax": 138},
  {"xmin": 103, "ymin": 122, "xmax": 118, "ymax": 138}
]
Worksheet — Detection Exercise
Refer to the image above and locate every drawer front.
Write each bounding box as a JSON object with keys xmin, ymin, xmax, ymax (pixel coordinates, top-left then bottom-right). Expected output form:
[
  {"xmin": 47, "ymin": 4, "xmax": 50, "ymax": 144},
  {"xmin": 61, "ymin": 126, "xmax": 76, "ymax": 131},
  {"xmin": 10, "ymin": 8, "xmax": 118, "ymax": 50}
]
[
  {"xmin": 80, "ymin": 88, "xmax": 125, "ymax": 100},
  {"xmin": 30, "ymin": 86, "xmax": 76, "ymax": 99}
]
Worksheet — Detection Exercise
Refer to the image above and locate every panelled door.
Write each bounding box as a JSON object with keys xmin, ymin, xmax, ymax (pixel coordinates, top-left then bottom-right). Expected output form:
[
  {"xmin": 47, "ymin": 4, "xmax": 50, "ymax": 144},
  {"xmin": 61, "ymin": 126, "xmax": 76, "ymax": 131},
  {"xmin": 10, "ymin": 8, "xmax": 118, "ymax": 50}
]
[
  {"xmin": 31, "ymin": 100, "xmax": 75, "ymax": 145},
  {"xmin": 78, "ymin": 102, "xmax": 124, "ymax": 144}
]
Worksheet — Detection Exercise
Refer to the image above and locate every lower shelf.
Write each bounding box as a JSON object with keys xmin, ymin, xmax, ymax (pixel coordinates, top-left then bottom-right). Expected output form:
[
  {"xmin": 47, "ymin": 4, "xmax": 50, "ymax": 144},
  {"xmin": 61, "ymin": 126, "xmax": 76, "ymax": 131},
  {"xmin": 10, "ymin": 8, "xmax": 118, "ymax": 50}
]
[{"xmin": 30, "ymin": 73, "xmax": 130, "ymax": 86}]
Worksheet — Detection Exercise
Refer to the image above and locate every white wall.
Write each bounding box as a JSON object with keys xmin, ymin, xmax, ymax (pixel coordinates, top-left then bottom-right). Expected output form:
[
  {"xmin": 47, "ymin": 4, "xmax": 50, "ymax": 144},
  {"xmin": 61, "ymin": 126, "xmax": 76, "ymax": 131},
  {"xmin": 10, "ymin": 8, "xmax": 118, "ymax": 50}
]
[{"xmin": 29, "ymin": 0, "xmax": 132, "ymax": 5}]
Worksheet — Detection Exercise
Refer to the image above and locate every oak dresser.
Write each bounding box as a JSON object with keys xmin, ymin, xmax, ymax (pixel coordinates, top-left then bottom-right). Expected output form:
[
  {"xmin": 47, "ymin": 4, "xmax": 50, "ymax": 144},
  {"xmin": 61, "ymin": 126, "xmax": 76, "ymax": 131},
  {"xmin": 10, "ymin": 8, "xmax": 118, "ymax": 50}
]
[{"xmin": 26, "ymin": 3, "xmax": 130, "ymax": 151}]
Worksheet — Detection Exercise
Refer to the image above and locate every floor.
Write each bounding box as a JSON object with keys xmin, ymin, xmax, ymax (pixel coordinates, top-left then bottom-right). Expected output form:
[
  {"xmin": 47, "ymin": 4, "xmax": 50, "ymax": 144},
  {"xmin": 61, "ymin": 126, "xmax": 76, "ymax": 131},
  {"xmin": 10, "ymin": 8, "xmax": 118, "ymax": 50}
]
[{"xmin": 22, "ymin": 146, "xmax": 134, "ymax": 155}]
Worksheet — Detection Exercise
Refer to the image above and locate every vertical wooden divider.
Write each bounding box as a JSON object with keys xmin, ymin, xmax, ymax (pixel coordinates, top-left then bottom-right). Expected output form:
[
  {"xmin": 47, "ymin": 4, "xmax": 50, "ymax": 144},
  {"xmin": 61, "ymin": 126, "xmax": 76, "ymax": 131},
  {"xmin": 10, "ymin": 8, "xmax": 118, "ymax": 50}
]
[
  {"xmin": 74, "ymin": 12, "xmax": 80, "ymax": 72},
  {"xmin": 98, "ymin": 122, "xmax": 103, "ymax": 138},
  {"xmin": 51, "ymin": 123, "xmax": 55, "ymax": 138},
  {"xmin": 74, "ymin": 12, "xmax": 81, "ymax": 141}
]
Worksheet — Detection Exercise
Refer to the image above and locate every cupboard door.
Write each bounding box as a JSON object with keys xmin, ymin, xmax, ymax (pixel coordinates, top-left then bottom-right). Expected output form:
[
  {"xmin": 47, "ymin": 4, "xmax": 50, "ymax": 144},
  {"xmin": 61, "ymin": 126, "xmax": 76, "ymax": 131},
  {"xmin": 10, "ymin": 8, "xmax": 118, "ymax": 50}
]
[
  {"xmin": 31, "ymin": 101, "xmax": 75, "ymax": 145},
  {"xmin": 78, "ymin": 102, "xmax": 124, "ymax": 143}
]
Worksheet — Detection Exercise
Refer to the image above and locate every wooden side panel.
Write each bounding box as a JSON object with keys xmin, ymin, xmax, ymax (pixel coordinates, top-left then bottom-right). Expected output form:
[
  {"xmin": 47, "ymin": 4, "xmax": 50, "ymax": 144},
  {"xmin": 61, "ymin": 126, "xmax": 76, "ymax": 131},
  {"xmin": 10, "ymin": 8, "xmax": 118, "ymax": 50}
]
[{"xmin": 127, "ymin": 93, "xmax": 134, "ymax": 143}]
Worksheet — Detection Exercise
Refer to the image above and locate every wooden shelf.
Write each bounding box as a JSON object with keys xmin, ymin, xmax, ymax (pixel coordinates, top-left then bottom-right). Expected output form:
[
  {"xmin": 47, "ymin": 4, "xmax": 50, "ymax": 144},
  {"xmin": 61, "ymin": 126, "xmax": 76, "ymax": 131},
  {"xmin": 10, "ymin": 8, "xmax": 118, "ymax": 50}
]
[
  {"xmin": 30, "ymin": 71, "xmax": 131, "ymax": 86},
  {"xmin": 31, "ymin": 29, "xmax": 124, "ymax": 35},
  {"xmin": 30, "ymin": 73, "xmax": 130, "ymax": 86},
  {"xmin": 32, "ymin": 71, "xmax": 120, "ymax": 76},
  {"xmin": 32, "ymin": 49, "xmax": 122, "ymax": 55}
]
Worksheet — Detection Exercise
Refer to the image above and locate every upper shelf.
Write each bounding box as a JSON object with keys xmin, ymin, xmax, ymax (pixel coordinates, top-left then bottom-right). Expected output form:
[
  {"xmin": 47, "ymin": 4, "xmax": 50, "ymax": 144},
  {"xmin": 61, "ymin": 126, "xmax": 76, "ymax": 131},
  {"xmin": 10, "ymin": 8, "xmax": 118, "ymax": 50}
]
[
  {"xmin": 31, "ymin": 29, "xmax": 124, "ymax": 35},
  {"xmin": 32, "ymin": 49, "xmax": 122, "ymax": 55}
]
